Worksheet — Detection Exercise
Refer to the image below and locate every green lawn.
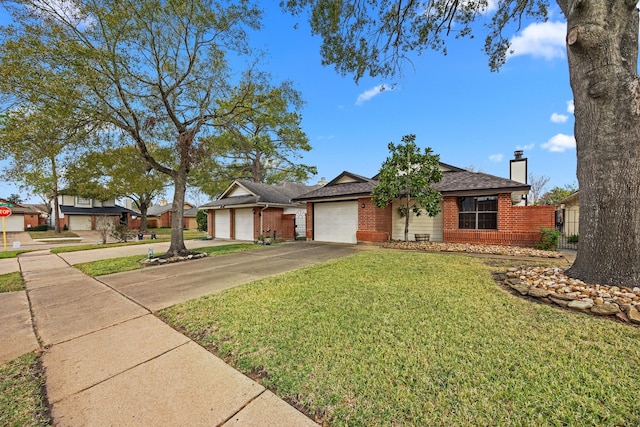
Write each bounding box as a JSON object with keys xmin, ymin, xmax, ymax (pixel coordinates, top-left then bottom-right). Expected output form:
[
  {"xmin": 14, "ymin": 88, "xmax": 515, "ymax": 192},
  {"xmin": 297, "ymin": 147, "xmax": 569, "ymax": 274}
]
[
  {"xmin": 161, "ymin": 251, "xmax": 640, "ymax": 426},
  {"xmin": 0, "ymin": 249, "xmax": 31, "ymax": 259},
  {"xmin": 75, "ymin": 243, "xmax": 260, "ymax": 276},
  {"xmin": 0, "ymin": 272, "xmax": 24, "ymax": 293},
  {"xmin": 27, "ymin": 230, "xmax": 79, "ymax": 239},
  {"xmin": 0, "ymin": 353, "xmax": 50, "ymax": 427}
]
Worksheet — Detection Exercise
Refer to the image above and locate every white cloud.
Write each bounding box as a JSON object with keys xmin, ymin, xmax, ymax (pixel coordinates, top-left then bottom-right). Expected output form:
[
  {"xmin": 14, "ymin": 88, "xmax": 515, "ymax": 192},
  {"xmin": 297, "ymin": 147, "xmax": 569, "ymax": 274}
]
[
  {"xmin": 567, "ymin": 100, "xmax": 575, "ymax": 114},
  {"xmin": 489, "ymin": 154, "xmax": 503, "ymax": 162},
  {"xmin": 30, "ymin": 0, "xmax": 94, "ymax": 29},
  {"xmin": 550, "ymin": 113, "xmax": 568, "ymax": 123},
  {"xmin": 508, "ymin": 21, "xmax": 566, "ymax": 60},
  {"xmin": 542, "ymin": 134, "xmax": 576, "ymax": 152},
  {"xmin": 355, "ymin": 84, "xmax": 394, "ymax": 106},
  {"xmin": 517, "ymin": 143, "xmax": 535, "ymax": 151},
  {"xmin": 317, "ymin": 135, "xmax": 335, "ymax": 140}
]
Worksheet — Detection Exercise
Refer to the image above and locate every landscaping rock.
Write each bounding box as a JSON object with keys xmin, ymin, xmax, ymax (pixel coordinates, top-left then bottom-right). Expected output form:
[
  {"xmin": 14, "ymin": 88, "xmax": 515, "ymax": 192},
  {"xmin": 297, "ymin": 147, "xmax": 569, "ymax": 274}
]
[
  {"xmin": 627, "ymin": 306, "xmax": 640, "ymax": 325},
  {"xmin": 568, "ymin": 300, "xmax": 594, "ymax": 311},
  {"xmin": 549, "ymin": 297, "xmax": 570, "ymax": 307},
  {"xmin": 590, "ymin": 303, "xmax": 620, "ymax": 316},
  {"xmin": 528, "ymin": 288, "xmax": 552, "ymax": 298}
]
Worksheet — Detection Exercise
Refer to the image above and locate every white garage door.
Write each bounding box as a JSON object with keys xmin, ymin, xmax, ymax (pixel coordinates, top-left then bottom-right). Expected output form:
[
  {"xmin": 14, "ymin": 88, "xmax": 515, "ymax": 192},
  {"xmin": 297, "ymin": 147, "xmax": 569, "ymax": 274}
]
[
  {"xmin": 314, "ymin": 201, "xmax": 358, "ymax": 244},
  {"xmin": 214, "ymin": 209, "xmax": 230, "ymax": 239},
  {"xmin": 68, "ymin": 215, "xmax": 93, "ymax": 230},
  {"xmin": 4, "ymin": 214, "xmax": 24, "ymax": 232},
  {"xmin": 234, "ymin": 209, "xmax": 254, "ymax": 241}
]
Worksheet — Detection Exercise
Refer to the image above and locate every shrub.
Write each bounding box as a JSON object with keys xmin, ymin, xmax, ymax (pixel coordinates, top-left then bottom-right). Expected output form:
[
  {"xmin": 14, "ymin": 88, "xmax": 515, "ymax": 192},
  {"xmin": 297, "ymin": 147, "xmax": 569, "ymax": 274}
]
[
  {"xmin": 196, "ymin": 209, "xmax": 207, "ymax": 232},
  {"xmin": 26, "ymin": 224, "xmax": 49, "ymax": 231},
  {"xmin": 568, "ymin": 234, "xmax": 579, "ymax": 244},
  {"xmin": 537, "ymin": 227, "xmax": 560, "ymax": 251},
  {"xmin": 111, "ymin": 224, "xmax": 135, "ymax": 242}
]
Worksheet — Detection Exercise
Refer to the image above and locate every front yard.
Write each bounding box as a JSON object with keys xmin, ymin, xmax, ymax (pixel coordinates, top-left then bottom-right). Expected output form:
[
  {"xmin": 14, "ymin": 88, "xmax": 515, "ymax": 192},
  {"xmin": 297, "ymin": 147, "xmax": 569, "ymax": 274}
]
[{"xmin": 161, "ymin": 251, "xmax": 640, "ymax": 426}]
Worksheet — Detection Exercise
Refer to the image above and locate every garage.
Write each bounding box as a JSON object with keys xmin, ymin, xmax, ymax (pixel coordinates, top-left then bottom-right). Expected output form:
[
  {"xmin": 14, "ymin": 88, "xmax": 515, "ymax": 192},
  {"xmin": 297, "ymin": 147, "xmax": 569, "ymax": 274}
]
[
  {"xmin": 214, "ymin": 209, "xmax": 230, "ymax": 239},
  {"xmin": 68, "ymin": 215, "xmax": 93, "ymax": 230},
  {"xmin": 234, "ymin": 208, "xmax": 254, "ymax": 241},
  {"xmin": 313, "ymin": 201, "xmax": 358, "ymax": 244},
  {"xmin": 3, "ymin": 214, "xmax": 24, "ymax": 232}
]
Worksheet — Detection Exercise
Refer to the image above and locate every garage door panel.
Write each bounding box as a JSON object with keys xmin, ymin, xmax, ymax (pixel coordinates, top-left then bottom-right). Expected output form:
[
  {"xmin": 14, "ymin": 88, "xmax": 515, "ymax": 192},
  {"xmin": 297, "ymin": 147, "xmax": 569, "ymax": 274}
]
[
  {"xmin": 4, "ymin": 215, "xmax": 24, "ymax": 232},
  {"xmin": 214, "ymin": 210, "xmax": 230, "ymax": 239},
  {"xmin": 234, "ymin": 209, "xmax": 254, "ymax": 241},
  {"xmin": 68, "ymin": 215, "xmax": 92, "ymax": 230},
  {"xmin": 314, "ymin": 201, "xmax": 357, "ymax": 244}
]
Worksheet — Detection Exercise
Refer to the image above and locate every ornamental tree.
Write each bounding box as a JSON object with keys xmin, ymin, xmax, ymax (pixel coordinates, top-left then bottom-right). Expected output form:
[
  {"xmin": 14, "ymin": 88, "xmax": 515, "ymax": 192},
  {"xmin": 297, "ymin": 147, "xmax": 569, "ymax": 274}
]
[
  {"xmin": 283, "ymin": 0, "xmax": 640, "ymax": 287},
  {"xmin": 372, "ymin": 134, "xmax": 442, "ymax": 242}
]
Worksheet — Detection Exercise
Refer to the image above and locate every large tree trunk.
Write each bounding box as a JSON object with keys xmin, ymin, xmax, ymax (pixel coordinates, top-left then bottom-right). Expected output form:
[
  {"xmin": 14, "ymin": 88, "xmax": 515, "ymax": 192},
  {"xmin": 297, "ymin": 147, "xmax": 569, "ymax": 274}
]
[
  {"xmin": 561, "ymin": 1, "xmax": 640, "ymax": 287},
  {"xmin": 166, "ymin": 170, "xmax": 188, "ymax": 256}
]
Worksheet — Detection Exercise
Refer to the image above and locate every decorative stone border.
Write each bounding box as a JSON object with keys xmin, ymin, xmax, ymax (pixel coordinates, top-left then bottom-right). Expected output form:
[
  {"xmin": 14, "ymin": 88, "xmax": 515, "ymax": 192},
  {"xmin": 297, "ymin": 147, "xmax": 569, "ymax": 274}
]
[
  {"xmin": 505, "ymin": 267, "xmax": 640, "ymax": 324},
  {"xmin": 140, "ymin": 252, "xmax": 208, "ymax": 265},
  {"xmin": 383, "ymin": 241, "xmax": 563, "ymax": 258}
]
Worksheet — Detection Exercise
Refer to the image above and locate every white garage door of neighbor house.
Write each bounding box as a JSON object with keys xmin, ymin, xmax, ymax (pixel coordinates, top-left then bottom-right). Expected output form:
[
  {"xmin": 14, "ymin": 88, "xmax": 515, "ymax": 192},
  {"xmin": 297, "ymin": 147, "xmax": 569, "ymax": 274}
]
[
  {"xmin": 314, "ymin": 201, "xmax": 358, "ymax": 244},
  {"xmin": 68, "ymin": 215, "xmax": 93, "ymax": 230},
  {"xmin": 4, "ymin": 215, "xmax": 24, "ymax": 232},
  {"xmin": 214, "ymin": 209, "xmax": 230, "ymax": 239},
  {"xmin": 234, "ymin": 208, "xmax": 254, "ymax": 241}
]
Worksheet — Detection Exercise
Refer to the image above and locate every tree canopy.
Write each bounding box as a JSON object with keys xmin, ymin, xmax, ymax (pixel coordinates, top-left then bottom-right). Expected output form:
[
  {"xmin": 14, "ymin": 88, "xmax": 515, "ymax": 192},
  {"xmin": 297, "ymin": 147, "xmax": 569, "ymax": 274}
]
[{"xmin": 372, "ymin": 134, "xmax": 442, "ymax": 242}]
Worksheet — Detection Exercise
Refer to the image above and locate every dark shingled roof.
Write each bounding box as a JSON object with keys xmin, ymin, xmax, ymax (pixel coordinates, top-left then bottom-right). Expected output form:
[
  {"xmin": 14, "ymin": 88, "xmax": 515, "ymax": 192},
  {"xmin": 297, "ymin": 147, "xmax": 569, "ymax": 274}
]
[
  {"xmin": 294, "ymin": 169, "xmax": 530, "ymax": 201},
  {"xmin": 201, "ymin": 181, "xmax": 316, "ymax": 208},
  {"xmin": 60, "ymin": 205, "xmax": 138, "ymax": 215}
]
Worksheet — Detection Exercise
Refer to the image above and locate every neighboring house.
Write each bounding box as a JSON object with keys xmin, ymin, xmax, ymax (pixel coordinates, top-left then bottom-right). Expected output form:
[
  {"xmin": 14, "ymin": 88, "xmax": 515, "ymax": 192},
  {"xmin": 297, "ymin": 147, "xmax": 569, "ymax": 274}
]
[
  {"xmin": 53, "ymin": 194, "xmax": 137, "ymax": 230},
  {"xmin": 146, "ymin": 200, "xmax": 195, "ymax": 229},
  {"xmin": 201, "ymin": 180, "xmax": 317, "ymax": 241},
  {"xmin": 0, "ymin": 198, "xmax": 48, "ymax": 231},
  {"xmin": 293, "ymin": 159, "xmax": 555, "ymax": 247},
  {"xmin": 184, "ymin": 207, "xmax": 199, "ymax": 230},
  {"xmin": 556, "ymin": 191, "xmax": 580, "ymax": 238}
]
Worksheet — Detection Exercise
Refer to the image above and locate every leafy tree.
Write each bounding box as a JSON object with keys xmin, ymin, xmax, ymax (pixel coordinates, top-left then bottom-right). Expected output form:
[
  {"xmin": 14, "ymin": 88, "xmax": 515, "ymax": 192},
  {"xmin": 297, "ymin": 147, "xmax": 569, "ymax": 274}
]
[
  {"xmin": 372, "ymin": 134, "xmax": 442, "ymax": 242},
  {"xmin": 0, "ymin": 0, "xmax": 262, "ymax": 257},
  {"xmin": 540, "ymin": 184, "xmax": 577, "ymax": 205},
  {"xmin": 66, "ymin": 145, "xmax": 171, "ymax": 232},
  {"xmin": 283, "ymin": 0, "xmax": 640, "ymax": 287},
  {"xmin": 6, "ymin": 194, "xmax": 22, "ymax": 205},
  {"xmin": 0, "ymin": 106, "xmax": 96, "ymax": 233},
  {"xmin": 528, "ymin": 173, "xmax": 550, "ymax": 205},
  {"xmin": 191, "ymin": 76, "xmax": 316, "ymax": 198}
]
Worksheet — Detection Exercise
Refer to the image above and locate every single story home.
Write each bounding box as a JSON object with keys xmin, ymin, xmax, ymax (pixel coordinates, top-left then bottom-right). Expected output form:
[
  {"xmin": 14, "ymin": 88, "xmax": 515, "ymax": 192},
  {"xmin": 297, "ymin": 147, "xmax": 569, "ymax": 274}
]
[
  {"xmin": 0, "ymin": 198, "xmax": 48, "ymax": 231},
  {"xmin": 53, "ymin": 194, "xmax": 137, "ymax": 230},
  {"xmin": 145, "ymin": 200, "xmax": 196, "ymax": 229},
  {"xmin": 293, "ymin": 161, "xmax": 555, "ymax": 247},
  {"xmin": 201, "ymin": 180, "xmax": 316, "ymax": 241}
]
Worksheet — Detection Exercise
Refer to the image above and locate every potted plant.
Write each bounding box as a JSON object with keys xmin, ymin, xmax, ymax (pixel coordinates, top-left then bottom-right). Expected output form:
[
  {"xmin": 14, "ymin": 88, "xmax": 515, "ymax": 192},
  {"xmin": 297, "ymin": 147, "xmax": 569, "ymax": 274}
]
[
  {"xmin": 256, "ymin": 234, "xmax": 264, "ymax": 244},
  {"xmin": 264, "ymin": 235, "xmax": 271, "ymax": 245}
]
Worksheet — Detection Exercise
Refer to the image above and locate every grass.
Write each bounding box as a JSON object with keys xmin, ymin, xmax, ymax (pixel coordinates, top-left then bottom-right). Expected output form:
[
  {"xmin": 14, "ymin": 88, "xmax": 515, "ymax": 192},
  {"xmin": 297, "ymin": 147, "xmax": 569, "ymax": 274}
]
[
  {"xmin": 75, "ymin": 243, "xmax": 260, "ymax": 277},
  {"xmin": 0, "ymin": 249, "xmax": 31, "ymax": 259},
  {"xmin": 0, "ymin": 272, "xmax": 24, "ymax": 293},
  {"xmin": 27, "ymin": 230, "xmax": 79, "ymax": 239},
  {"xmin": 0, "ymin": 353, "xmax": 50, "ymax": 427},
  {"xmin": 160, "ymin": 251, "xmax": 640, "ymax": 426}
]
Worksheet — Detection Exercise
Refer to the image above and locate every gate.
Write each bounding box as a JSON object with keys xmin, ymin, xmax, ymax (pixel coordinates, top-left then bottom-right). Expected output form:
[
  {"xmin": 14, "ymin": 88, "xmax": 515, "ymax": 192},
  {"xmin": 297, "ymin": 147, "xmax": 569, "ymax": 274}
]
[{"xmin": 555, "ymin": 207, "xmax": 579, "ymax": 250}]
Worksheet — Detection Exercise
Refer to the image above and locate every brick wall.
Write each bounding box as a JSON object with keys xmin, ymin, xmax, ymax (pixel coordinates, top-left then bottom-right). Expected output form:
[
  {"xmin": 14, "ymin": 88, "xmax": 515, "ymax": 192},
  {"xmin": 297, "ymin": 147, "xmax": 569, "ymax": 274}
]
[
  {"xmin": 443, "ymin": 193, "xmax": 555, "ymax": 247},
  {"xmin": 23, "ymin": 213, "xmax": 39, "ymax": 229},
  {"xmin": 258, "ymin": 208, "xmax": 296, "ymax": 240},
  {"xmin": 306, "ymin": 203, "xmax": 314, "ymax": 240},
  {"xmin": 356, "ymin": 197, "xmax": 393, "ymax": 243},
  {"xmin": 207, "ymin": 210, "xmax": 214, "ymax": 238}
]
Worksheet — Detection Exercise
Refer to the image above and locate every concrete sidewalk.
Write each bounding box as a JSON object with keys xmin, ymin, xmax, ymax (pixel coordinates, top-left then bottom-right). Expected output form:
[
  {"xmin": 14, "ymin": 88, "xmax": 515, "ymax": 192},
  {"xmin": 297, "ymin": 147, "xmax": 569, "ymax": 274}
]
[{"xmin": 18, "ymin": 249, "xmax": 318, "ymax": 426}]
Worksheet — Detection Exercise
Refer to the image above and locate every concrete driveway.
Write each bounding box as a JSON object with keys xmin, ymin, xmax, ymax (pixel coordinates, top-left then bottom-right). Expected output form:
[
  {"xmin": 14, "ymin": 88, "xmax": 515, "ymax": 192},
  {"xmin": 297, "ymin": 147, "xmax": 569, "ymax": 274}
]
[{"xmin": 99, "ymin": 242, "xmax": 362, "ymax": 311}]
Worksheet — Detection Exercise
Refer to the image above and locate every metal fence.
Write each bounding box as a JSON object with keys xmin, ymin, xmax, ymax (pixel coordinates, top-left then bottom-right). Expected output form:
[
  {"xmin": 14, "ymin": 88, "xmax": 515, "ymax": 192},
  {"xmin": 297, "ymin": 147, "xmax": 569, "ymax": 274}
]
[{"xmin": 555, "ymin": 208, "xmax": 579, "ymax": 250}]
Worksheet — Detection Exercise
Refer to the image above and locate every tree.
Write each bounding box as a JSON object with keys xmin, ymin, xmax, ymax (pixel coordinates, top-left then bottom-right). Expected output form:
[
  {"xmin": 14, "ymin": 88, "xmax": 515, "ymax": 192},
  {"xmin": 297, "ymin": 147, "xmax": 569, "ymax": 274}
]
[
  {"xmin": 540, "ymin": 184, "xmax": 577, "ymax": 205},
  {"xmin": 0, "ymin": 106, "xmax": 96, "ymax": 233},
  {"xmin": 283, "ymin": 1, "xmax": 640, "ymax": 286},
  {"xmin": 0, "ymin": 0, "xmax": 262, "ymax": 257},
  {"xmin": 66, "ymin": 145, "xmax": 171, "ymax": 233},
  {"xmin": 190, "ymin": 76, "xmax": 316, "ymax": 198},
  {"xmin": 6, "ymin": 194, "xmax": 22, "ymax": 205},
  {"xmin": 372, "ymin": 134, "xmax": 442, "ymax": 242},
  {"xmin": 528, "ymin": 173, "xmax": 550, "ymax": 205}
]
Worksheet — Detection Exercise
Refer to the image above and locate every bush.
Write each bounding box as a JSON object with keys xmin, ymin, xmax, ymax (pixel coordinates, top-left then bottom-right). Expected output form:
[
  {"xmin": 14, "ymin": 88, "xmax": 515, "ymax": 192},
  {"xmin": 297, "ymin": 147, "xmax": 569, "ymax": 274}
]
[
  {"xmin": 26, "ymin": 224, "xmax": 49, "ymax": 231},
  {"xmin": 537, "ymin": 227, "xmax": 560, "ymax": 251},
  {"xmin": 196, "ymin": 209, "xmax": 207, "ymax": 232},
  {"xmin": 111, "ymin": 224, "xmax": 136, "ymax": 242},
  {"xmin": 568, "ymin": 234, "xmax": 579, "ymax": 244}
]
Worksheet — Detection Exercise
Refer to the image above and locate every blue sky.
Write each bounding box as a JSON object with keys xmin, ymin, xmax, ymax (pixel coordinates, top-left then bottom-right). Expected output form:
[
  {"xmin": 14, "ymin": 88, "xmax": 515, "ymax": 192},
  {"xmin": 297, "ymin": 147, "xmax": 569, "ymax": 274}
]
[{"xmin": 0, "ymin": 2, "xmax": 577, "ymax": 203}]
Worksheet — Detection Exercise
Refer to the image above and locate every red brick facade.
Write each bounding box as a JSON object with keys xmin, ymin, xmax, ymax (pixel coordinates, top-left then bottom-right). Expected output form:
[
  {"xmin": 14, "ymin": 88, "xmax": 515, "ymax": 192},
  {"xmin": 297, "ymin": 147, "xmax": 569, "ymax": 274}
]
[
  {"xmin": 442, "ymin": 193, "xmax": 555, "ymax": 247},
  {"xmin": 356, "ymin": 197, "xmax": 393, "ymax": 242},
  {"xmin": 207, "ymin": 207, "xmax": 297, "ymax": 240}
]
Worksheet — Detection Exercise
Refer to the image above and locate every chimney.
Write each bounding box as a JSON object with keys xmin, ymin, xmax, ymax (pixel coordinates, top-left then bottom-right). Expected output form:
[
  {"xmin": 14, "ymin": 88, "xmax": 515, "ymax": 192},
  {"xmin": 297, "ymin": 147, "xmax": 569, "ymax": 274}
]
[
  {"xmin": 159, "ymin": 199, "xmax": 168, "ymax": 206},
  {"xmin": 317, "ymin": 177, "xmax": 327, "ymax": 187},
  {"xmin": 510, "ymin": 150, "xmax": 527, "ymax": 184}
]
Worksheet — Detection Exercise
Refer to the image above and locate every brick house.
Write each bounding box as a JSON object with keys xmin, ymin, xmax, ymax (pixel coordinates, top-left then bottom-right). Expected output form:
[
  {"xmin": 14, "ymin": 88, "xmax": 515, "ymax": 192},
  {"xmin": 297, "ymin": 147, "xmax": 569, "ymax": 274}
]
[
  {"xmin": 201, "ymin": 180, "xmax": 317, "ymax": 241},
  {"xmin": 294, "ymin": 162, "xmax": 555, "ymax": 247},
  {"xmin": 0, "ymin": 198, "xmax": 48, "ymax": 231},
  {"xmin": 144, "ymin": 200, "xmax": 196, "ymax": 229}
]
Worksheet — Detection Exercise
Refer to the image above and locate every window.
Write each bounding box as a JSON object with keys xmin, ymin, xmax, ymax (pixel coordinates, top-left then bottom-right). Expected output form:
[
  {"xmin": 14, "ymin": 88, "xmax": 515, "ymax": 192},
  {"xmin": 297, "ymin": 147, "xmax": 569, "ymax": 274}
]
[
  {"xmin": 458, "ymin": 196, "xmax": 497, "ymax": 229},
  {"xmin": 77, "ymin": 197, "xmax": 90, "ymax": 206}
]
